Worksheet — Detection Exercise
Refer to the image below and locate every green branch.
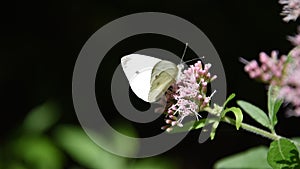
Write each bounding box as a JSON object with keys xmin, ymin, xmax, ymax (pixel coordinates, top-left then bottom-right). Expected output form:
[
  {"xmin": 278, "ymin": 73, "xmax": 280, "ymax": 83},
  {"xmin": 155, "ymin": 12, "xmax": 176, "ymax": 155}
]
[{"xmin": 221, "ymin": 116, "xmax": 281, "ymax": 141}]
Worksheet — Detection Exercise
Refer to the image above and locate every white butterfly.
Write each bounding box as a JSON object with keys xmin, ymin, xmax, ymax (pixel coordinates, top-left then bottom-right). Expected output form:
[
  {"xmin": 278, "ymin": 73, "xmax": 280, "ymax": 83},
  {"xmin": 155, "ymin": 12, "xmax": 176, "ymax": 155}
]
[{"xmin": 121, "ymin": 53, "xmax": 184, "ymax": 103}]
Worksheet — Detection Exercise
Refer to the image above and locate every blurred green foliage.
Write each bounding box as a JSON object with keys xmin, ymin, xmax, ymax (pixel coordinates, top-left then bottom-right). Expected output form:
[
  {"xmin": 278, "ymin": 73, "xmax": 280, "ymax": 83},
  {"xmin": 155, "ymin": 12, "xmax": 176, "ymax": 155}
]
[
  {"xmin": 54, "ymin": 125, "xmax": 127, "ymax": 169},
  {"xmin": 0, "ymin": 101, "xmax": 178, "ymax": 169},
  {"xmin": 11, "ymin": 135, "xmax": 64, "ymax": 169},
  {"xmin": 21, "ymin": 101, "xmax": 60, "ymax": 134},
  {"xmin": 214, "ymin": 146, "xmax": 271, "ymax": 169}
]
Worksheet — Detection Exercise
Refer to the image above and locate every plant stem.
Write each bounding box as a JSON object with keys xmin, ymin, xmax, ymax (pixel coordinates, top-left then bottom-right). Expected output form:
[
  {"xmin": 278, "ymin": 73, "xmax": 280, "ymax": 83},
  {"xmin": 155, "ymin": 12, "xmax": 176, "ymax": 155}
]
[
  {"xmin": 221, "ymin": 116, "xmax": 300, "ymax": 147},
  {"xmin": 222, "ymin": 116, "xmax": 281, "ymax": 141},
  {"xmin": 205, "ymin": 106, "xmax": 300, "ymax": 146}
]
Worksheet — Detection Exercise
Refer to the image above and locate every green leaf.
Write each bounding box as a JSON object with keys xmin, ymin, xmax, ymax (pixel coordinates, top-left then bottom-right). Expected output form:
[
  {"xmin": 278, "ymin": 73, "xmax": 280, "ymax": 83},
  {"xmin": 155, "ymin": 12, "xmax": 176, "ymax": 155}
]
[
  {"xmin": 267, "ymin": 85, "xmax": 283, "ymax": 130},
  {"xmin": 193, "ymin": 119, "xmax": 211, "ymax": 130},
  {"xmin": 54, "ymin": 125, "xmax": 127, "ymax": 169},
  {"xmin": 214, "ymin": 146, "xmax": 271, "ymax": 168},
  {"xmin": 204, "ymin": 104, "xmax": 223, "ymax": 115},
  {"xmin": 210, "ymin": 106, "xmax": 242, "ymax": 140},
  {"xmin": 22, "ymin": 101, "xmax": 60, "ymax": 134},
  {"xmin": 292, "ymin": 137, "xmax": 300, "ymax": 155},
  {"xmin": 221, "ymin": 107, "xmax": 243, "ymax": 130},
  {"xmin": 11, "ymin": 135, "xmax": 64, "ymax": 169},
  {"xmin": 267, "ymin": 138, "xmax": 300, "ymax": 169},
  {"xmin": 129, "ymin": 158, "xmax": 178, "ymax": 169},
  {"xmin": 210, "ymin": 121, "xmax": 220, "ymax": 140},
  {"xmin": 223, "ymin": 93, "xmax": 236, "ymax": 108},
  {"xmin": 292, "ymin": 137, "xmax": 300, "ymax": 154},
  {"xmin": 169, "ymin": 118, "xmax": 215, "ymax": 133},
  {"xmin": 237, "ymin": 100, "xmax": 271, "ymax": 129}
]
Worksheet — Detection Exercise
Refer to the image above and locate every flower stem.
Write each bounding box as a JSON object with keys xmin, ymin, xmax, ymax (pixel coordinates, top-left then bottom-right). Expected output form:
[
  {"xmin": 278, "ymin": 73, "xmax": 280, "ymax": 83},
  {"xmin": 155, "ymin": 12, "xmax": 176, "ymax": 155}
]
[
  {"xmin": 220, "ymin": 116, "xmax": 300, "ymax": 147},
  {"xmin": 222, "ymin": 116, "xmax": 281, "ymax": 140}
]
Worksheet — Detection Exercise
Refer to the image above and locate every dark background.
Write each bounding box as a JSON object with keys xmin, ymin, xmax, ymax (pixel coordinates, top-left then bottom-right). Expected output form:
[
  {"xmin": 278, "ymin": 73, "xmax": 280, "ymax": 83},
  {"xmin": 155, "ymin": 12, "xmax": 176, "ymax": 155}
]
[{"xmin": 1, "ymin": 0, "xmax": 300, "ymax": 168}]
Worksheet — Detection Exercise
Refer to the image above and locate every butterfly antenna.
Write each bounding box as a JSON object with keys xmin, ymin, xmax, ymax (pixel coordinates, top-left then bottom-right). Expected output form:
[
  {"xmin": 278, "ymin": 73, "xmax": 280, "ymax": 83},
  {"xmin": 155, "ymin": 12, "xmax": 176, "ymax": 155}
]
[
  {"xmin": 180, "ymin": 43, "xmax": 188, "ymax": 64},
  {"xmin": 183, "ymin": 57, "xmax": 205, "ymax": 64},
  {"xmin": 239, "ymin": 57, "xmax": 250, "ymax": 65}
]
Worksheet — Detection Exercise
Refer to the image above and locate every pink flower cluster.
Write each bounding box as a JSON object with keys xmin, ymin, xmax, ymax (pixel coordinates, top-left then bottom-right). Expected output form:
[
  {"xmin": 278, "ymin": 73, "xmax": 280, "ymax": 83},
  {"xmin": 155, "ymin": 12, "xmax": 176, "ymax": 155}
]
[
  {"xmin": 279, "ymin": 0, "xmax": 300, "ymax": 22},
  {"xmin": 161, "ymin": 61, "xmax": 217, "ymax": 132},
  {"xmin": 279, "ymin": 47, "xmax": 300, "ymax": 116},
  {"xmin": 244, "ymin": 51, "xmax": 287, "ymax": 86},
  {"xmin": 244, "ymin": 46, "xmax": 300, "ymax": 116},
  {"xmin": 288, "ymin": 26, "xmax": 300, "ymax": 46}
]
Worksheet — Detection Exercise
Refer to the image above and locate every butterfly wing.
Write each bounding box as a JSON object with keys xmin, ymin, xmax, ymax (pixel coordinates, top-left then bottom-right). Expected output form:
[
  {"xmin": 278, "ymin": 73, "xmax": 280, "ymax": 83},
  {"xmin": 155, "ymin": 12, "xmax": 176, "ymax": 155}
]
[
  {"xmin": 121, "ymin": 54, "xmax": 161, "ymax": 102},
  {"xmin": 148, "ymin": 60, "xmax": 178, "ymax": 102}
]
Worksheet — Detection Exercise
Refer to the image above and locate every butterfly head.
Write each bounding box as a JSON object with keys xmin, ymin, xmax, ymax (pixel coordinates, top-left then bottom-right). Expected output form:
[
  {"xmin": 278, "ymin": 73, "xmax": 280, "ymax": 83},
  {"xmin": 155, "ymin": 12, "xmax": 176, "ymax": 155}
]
[{"xmin": 177, "ymin": 64, "xmax": 184, "ymax": 71}]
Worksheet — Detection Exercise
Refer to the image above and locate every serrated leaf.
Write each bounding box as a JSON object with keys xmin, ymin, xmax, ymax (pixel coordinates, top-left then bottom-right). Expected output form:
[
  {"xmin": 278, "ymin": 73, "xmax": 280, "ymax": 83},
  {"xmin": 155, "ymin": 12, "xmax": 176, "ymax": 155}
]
[
  {"xmin": 22, "ymin": 101, "xmax": 60, "ymax": 134},
  {"xmin": 222, "ymin": 107, "xmax": 243, "ymax": 130},
  {"xmin": 223, "ymin": 93, "xmax": 236, "ymax": 108},
  {"xmin": 267, "ymin": 138, "xmax": 300, "ymax": 169},
  {"xmin": 267, "ymin": 85, "xmax": 283, "ymax": 130},
  {"xmin": 237, "ymin": 100, "xmax": 271, "ymax": 129},
  {"xmin": 214, "ymin": 146, "xmax": 271, "ymax": 169}
]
